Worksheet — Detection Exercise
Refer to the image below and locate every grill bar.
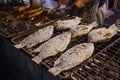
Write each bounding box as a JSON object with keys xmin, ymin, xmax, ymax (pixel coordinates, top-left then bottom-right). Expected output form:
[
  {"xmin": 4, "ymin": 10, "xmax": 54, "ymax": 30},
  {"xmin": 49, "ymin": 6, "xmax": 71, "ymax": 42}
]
[
  {"xmin": 10, "ymin": 22, "xmax": 120, "ymax": 79},
  {"xmin": 72, "ymin": 37, "xmax": 120, "ymax": 79}
]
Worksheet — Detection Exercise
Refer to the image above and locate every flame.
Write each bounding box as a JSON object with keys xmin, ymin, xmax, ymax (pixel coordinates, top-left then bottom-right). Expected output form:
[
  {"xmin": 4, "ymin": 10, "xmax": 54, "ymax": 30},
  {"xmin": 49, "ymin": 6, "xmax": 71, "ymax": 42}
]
[
  {"xmin": 5, "ymin": 19, "xmax": 9, "ymax": 22},
  {"xmin": 35, "ymin": 21, "xmax": 43, "ymax": 26},
  {"xmin": 45, "ymin": 16, "xmax": 48, "ymax": 20},
  {"xmin": 31, "ymin": 17, "xmax": 35, "ymax": 21},
  {"xmin": 35, "ymin": 16, "xmax": 48, "ymax": 27}
]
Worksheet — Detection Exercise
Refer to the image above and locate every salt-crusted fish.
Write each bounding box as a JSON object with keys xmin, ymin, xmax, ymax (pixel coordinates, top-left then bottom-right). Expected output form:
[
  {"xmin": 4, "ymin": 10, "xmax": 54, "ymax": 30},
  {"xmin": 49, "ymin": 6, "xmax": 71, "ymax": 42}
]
[
  {"xmin": 70, "ymin": 21, "xmax": 98, "ymax": 38},
  {"xmin": 88, "ymin": 24, "xmax": 118, "ymax": 43},
  {"xmin": 49, "ymin": 43, "xmax": 94, "ymax": 75},
  {"xmin": 14, "ymin": 26, "xmax": 54, "ymax": 48},
  {"xmin": 55, "ymin": 16, "xmax": 82, "ymax": 29},
  {"xmin": 32, "ymin": 32, "xmax": 71, "ymax": 64}
]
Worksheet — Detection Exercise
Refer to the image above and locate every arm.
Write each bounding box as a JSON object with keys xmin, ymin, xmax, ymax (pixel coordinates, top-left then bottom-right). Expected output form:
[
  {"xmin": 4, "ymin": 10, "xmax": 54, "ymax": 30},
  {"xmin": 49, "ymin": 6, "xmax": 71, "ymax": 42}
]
[
  {"xmin": 98, "ymin": 0, "xmax": 106, "ymax": 8},
  {"xmin": 74, "ymin": 0, "xmax": 91, "ymax": 9},
  {"xmin": 82, "ymin": 0, "xmax": 100, "ymax": 23},
  {"xmin": 58, "ymin": 0, "xmax": 69, "ymax": 5}
]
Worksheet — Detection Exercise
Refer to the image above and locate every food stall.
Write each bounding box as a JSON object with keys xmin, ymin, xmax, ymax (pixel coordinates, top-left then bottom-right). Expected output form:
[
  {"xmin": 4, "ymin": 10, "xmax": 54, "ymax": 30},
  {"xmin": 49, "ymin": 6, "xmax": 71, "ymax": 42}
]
[{"xmin": 0, "ymin": 0, "xmax": 120, "ymax": 80}]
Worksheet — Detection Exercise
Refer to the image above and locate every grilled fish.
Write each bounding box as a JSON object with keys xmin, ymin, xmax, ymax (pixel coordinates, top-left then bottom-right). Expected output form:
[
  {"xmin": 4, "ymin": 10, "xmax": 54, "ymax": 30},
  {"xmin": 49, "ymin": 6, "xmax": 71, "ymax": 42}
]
[
  {"xmin": 88, "ymin": 24, "xmax": 118, "ymax": 43},
  {"xmin": 13, "ymin": 4, "xmax": 30, "ymax": 12},
  {"xmin": 70, "ymin": 21, "xmax": 98, "ymax": 38},
  {"xmin": 28, "ymin": 8, "xmax": 45, "ymax": 19},
  {"xmin": 49, "ymin": 43, "xmax": 94, "ymax": 76},
  {"xmin": 32, "ymin": 32, "xmax": 71, "ymax": 64},
  {"xmin": 55, "ymin": 16, "xmax": 82, "ymax": 29},
  {"xmin": 14, "ymin": 26, "xmax": 54, "ymax": 49},
  {"xmin": 26, "ymin": 7, "xmax": 42, "ymax": 14}
]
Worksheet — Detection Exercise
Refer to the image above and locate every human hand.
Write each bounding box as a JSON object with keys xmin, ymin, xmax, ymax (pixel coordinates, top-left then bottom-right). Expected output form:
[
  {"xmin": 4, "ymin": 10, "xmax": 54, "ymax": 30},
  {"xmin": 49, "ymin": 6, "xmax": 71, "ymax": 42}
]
[{"xmin": 74, "ymin": 0, "xmax": 90, "ymax": 8}]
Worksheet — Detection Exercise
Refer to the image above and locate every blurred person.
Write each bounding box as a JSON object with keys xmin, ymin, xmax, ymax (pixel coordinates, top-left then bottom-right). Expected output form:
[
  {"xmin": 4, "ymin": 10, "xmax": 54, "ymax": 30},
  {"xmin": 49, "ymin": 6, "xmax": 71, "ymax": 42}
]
[
  {"xmin": 58, "ymin": 0, "xmax": 99, "ymax": 23},
  {"xmin": 59, "ymin": 0, "xmax": 107, "ymax": 24}
]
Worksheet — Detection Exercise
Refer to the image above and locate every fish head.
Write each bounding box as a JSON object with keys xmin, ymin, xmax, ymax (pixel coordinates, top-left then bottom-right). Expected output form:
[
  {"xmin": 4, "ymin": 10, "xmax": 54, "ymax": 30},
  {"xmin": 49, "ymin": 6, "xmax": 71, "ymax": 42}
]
[
  {"xmin": 83, "ymin": 43, "xmax": 94, "ymax": 56},
  {"xmin": 76, "ymin": 43, "xmax": 94, "ymax": 60},
  {"xmin": 48, "ymin": 25, "xmax": 54, "ymax": 29}
]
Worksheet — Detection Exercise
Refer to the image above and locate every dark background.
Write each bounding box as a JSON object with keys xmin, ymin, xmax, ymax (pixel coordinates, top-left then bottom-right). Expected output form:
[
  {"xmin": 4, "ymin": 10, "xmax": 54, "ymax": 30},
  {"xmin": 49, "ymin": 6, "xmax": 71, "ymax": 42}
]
[{"xmin": 0, "ymin": 37, "xmax": 58, "ymax": 80}]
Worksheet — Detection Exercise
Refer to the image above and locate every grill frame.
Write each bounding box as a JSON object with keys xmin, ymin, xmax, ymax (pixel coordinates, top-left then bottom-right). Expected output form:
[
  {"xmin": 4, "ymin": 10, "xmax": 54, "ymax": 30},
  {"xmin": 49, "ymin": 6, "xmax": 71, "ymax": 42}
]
[
  {"xmin": 0, "ymin": 5, "xmax": 64, "ymax": 38},
  {"xmin": 72, "ymin": 37, "xmax": 120, "ymax": 80},
  {"xmin": 11, "ymin": 23, "xmax": 120, "ymax": 79},
  {"xmin": 0, "ymin": 16, "xmax": 61, "ymax": 38}
]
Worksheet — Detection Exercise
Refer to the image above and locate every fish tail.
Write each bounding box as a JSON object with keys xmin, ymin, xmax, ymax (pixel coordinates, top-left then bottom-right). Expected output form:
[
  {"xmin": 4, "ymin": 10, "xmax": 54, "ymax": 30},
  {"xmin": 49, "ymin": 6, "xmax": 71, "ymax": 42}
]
[
  {"xmin": 109, "ymin": 24, "xmax": 118, "ymax": 30},
  {"xmin": 48, "ymin": 67, "xmax": 61, "ymax": 76},
  {"xmin": 14, "ymin": 44, "xmax": 23, "ymax": 49},
  {"xmin": 32, "ymin": 56, "xmax": 42, "ymax": 64},
  {"xmin": 75, "ymin": 16, "xmax": 82, "ymax": 21},
  {"xmin": 89, "ymin": 21, "xmax": 98, "ymax": 28}
]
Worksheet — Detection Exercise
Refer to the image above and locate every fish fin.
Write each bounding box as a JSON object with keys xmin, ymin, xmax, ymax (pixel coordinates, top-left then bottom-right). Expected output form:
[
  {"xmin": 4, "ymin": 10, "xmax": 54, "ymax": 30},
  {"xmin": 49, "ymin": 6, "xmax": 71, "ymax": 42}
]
[
  {"xmin": 32, "ymin": 48, "xmax": 40, "ymax": 52},
  {"xmin": 54, "ymin": 59, "xmax": 61, "ymax": 66},
  {"xmin": 88, "ymin": 21, "xmax": 98, "ymax": 28},
  {"xmin": 109, "ymin": 24, "xmax": 118, "ymax": 30},
  {"xmin": 48, "ymin": 67, "xmax": 61, "ymax": 76},
  {"xmin": 14, "ymin": 44, "xmax": 23, "ymax": 49}
]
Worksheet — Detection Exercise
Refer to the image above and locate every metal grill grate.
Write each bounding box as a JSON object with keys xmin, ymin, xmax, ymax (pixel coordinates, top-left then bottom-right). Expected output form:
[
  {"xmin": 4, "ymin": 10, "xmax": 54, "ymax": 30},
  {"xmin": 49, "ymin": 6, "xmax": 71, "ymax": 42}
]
[
  {"xmin": 39, "ymin": 24, "xmax": 120, "ymax": 79},
  {"xmin": 72, "ymin": 37, "xmax": 120, "ymax": 80},
  {"xmin": 0, "ymin": 5, "xmax": 63, "ymax": 38},
  {"xmin": 11, "ymin": 23, "xmax": 120, "ymax": 79},
  {"xmin": 41, "ymin": 33, "xmax": 120, "ymax": 79}
]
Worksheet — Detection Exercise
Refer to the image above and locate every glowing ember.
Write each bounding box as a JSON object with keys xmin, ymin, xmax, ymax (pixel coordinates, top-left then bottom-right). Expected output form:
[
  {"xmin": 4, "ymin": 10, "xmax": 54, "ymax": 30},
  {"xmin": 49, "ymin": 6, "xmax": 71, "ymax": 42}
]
[
  {"xmin": 35, "ymin": 16, "xmax": 48, "ymax": 27},
  {"xmin": 35, "ymin": 21, "xmax": 43, "ymax": 26},
  {"xmin": 45, "ymin": 16, "xmax": 48, "ymax": 20},
  {"xmin": 31, "ymin": 17, "xmax": 35, "ymax": 21}
]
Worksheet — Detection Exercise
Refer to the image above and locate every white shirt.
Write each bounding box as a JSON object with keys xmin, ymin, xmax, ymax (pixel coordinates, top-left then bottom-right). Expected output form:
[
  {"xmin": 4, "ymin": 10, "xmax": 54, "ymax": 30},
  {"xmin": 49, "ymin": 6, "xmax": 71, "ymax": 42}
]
[{"xmin": 42, "ymin": 0, "xmax": 57, "ymax": 9}]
